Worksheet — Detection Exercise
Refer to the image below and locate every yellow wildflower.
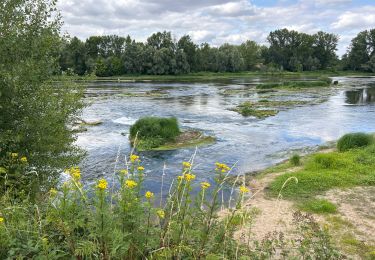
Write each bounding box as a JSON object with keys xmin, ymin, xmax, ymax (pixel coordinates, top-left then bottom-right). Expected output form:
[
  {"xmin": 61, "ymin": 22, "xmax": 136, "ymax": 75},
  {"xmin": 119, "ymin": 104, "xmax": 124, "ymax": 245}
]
[
  {"xmin": 156, "ymin": 209, "xmax": 165, "ymax": 219},
  {"xmin": 215, "ymin": 162, "xmax": 230, "ymax": 173},
  {"xmin": 239, "ymin": 185, "xmax": 250, "ymax": 194},
  {"xmin": 130, "ymin": 154, "xmax": 140, "ymax": 163},
  {"xmin": 184, "ymin": 173, "xmax": 196, "ymax": 182},
  {"xmin": 145, "ymin": 191, "xmax": 154, "ymax": 199},
  {"xmin": 49, "ymin": 188, "xmax": 58, "ymax": 197},
  {"xmin": 97, "ymin": 179, "xmax": 108, "ymax": 190},
  {"xmin": 11, "ymin": 153, "xmax": 18, "ymax": 159},
  {"xmin": 66, "ymin": 166, "xmax": 81, "ymax": 181},
  {"xmin": 137, "ymin": 166, "xmax": 145, "ymax": 171},
  {"xmin": 120, "ymin": 169, "xmax": 128, "ymax": 175},
  {"xmin": 182, "ymin": 161, "xmax": 191, "ymax": 168},
  {"xmin": 0, "ymin": 217, "xmax": 4, "ymax": 224},
  {"xmin": 177, "ymin": 175, "xmax": 184, "ymax": 181},
  {"xmin": 200, "ymin": 182, "xmax": 211, "ymax": 190},
  {"xmin": 20, "ymin": 156, "xmax": 28, "ymax": 163},
  {"xmin": 125, "ymin": 179, "xmax": 137, "ymax": 189}
]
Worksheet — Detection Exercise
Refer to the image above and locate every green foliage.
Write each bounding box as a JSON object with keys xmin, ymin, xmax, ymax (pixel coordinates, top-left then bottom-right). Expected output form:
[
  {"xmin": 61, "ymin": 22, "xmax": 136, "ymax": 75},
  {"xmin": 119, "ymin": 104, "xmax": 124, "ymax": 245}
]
[
  {"xmin": 264, "ymin": 28, "xmax": 338, "ymax": 71},
  {"xmin": 344, "ymin": 29, "xmax": 375, "ymax": 72},
  {"xmin": 268, "ymin": 144, "xmax": 375, "ymax": 200},
  {"xmin": 290, "ymin": 154, "xmax": 301, "ymax": 166},
  {"xmin": 129, "ymin": 117, "xmax": 181, "ymax": 150},
  {"xmin": 299, "ymin": 199, "xmax": 338, "ymax": 214},
  {"xmin": 0, "ymin": 0, "xmax": 84, "ymax": 193},
  {"xmin": 337, "ymin": 132, "xmax": 373, "ymax": 152},
  {"xmin": 0, "ymin": 156, "xmax": 250, "ymax": 259}
]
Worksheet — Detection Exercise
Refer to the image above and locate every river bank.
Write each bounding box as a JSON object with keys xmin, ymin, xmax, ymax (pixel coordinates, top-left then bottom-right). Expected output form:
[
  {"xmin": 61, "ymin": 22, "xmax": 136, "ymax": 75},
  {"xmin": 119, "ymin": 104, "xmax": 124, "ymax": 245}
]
[
  {"xmin": 58, "ymin": 70, "xmax": 375, "ymax": 83},
  {"xmin": 229, "ymin": 135, "xmax": 375, "ymax": 259}
]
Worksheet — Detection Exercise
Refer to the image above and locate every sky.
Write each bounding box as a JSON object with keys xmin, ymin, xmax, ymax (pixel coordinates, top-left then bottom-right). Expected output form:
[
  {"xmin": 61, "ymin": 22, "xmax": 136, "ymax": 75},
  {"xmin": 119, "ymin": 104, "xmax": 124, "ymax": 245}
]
[{"xmin": 58, "ymin": 0, "xmax": 375, "ymax": 56}]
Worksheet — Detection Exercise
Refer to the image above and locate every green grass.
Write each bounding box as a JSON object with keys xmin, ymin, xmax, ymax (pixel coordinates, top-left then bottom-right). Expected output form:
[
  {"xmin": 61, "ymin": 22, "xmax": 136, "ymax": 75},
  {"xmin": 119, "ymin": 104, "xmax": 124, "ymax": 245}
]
[
  {"xmin": 268, "ymin": 142, "xmax": 375, "ymax": 200},
  {"xmin": 256, "ymin": 78, "xmax": 332, "ymax": 89},
  {"xmin": 337, "ymin": 132, "xmax": 374, "ymax": 152},
  {"xmin": 130, "ymin": 117, "xmax": 180, "ymax": 150},
  {"xmin": 56, "ymin": 70, "xmax": 375, "ymax": 83},
  {"xmin": 289, "ymin": 154, "xmax": 301, "ymax": 166},
  {"xmin": 298, "ymin": 199, "xmax": 337, "ymax": 214}
]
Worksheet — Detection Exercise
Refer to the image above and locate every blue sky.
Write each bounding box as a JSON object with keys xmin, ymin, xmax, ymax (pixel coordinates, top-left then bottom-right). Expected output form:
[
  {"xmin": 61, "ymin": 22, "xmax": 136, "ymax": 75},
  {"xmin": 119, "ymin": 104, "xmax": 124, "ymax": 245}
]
[{"xmin": 58, "ymin": 0, "xmax": 375, "ymax": 56}]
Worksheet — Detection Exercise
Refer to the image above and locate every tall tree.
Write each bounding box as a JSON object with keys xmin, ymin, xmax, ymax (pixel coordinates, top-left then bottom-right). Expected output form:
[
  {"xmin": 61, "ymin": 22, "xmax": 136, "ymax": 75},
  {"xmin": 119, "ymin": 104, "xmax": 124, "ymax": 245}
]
[{"xmin": 0, "ymin": 0, "xmax": 84, "ymax": 192}]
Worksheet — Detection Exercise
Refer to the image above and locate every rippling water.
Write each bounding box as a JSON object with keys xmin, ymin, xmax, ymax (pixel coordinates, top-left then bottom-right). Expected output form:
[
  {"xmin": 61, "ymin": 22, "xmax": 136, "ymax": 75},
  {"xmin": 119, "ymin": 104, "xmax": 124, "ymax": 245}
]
[{"xmin": 76, "ymin": 76, "xmax": 375, "ymax": 193}]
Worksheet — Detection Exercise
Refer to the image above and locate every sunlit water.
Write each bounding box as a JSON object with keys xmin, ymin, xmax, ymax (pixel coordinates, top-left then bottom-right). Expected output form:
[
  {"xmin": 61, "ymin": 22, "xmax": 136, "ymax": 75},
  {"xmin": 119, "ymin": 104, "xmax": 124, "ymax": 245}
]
[{"xmin": 76, "ymin": 77, "xmax": 375, "ymax": 194}]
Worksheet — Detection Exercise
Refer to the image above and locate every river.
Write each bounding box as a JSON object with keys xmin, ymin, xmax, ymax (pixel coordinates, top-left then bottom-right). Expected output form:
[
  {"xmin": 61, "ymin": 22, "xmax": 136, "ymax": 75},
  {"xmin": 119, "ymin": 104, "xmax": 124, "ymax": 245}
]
[{"xmin": 76, "ymin": 76, "xmax": 375, "ymax": 193}]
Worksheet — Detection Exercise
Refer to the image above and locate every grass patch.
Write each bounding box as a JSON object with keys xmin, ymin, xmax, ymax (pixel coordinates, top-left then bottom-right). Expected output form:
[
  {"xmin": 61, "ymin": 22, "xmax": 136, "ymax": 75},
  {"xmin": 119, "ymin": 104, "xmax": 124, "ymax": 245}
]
[
  {"xmin": 268, "ymin": 142, "xmax": 375, "ymax": 200},
  {"xmin": 337, "ymin": 132, "xmax": 374, "ymax": 152},
  {"xmin": 231, "ymin": 101, "xmax": 278, "ymax": 118},
  {"xmin": 298, "ymin": 199, "xmax": 337, "ymax": 214},
  {"xmin": 130, "ymin": 117, "xmax": 180, "ymax": 150},
  {"xmin": 289, "ymin": 154, "xmax": 301, "ymax": 166},
  {"xmin": 256, "ymin": 78, "xmax": 332, "ymax": 89}
]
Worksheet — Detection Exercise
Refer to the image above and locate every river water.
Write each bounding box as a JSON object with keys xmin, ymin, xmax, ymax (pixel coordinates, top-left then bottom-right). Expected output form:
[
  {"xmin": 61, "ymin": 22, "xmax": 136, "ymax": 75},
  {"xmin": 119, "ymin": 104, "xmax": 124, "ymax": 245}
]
[{"xmin": 76, "ymin": 76, "xmax": 375, "ymax": 193}]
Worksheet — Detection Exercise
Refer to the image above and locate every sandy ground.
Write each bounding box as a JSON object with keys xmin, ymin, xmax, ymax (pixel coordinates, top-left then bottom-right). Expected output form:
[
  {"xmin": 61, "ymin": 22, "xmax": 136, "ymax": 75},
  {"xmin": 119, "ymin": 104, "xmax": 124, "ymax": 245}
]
[{"xmin": 231, "ymin": 164, "xmax": 375, "ymax": 258}]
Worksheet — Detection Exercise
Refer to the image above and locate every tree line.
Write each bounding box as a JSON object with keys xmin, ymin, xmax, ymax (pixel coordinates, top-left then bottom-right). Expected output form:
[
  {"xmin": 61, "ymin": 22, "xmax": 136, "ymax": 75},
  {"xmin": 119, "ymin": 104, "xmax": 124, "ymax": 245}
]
[{"xmin": 59, "ymin": 28, "xmax": 375, "ymax": 76}]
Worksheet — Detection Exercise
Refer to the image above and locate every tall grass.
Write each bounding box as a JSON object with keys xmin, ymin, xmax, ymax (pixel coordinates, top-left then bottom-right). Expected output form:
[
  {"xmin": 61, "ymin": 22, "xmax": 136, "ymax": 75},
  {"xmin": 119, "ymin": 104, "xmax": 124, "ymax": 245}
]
[{"xmin": 337, "ymin": 132, "xmax": 373, "ymax": 152}]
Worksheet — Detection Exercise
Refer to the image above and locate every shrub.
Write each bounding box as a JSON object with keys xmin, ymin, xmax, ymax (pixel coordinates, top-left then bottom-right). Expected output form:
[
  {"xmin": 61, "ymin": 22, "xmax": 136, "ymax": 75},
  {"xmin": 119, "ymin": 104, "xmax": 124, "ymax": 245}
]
[
  {"xmin": 129, "ymin": 117, "xmax": 180, "ymax": 149},
  {"xmin": 337, "ymin": 133, "xmax": 373, "ymax": 152},
  {"xmin": 299, "ymin": 199, "xmax": 337, "ymax": 214},
  {"xmin": 290, "ymin": 154, "xmax": 301, "ymax": 166}
]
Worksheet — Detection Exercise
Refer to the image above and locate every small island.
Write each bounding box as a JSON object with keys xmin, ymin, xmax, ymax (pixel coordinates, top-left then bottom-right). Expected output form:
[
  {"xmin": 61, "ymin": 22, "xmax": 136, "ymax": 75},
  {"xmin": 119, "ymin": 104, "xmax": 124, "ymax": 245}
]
[{"xmin": 129, "ymin": 116, "xmax": 215, "ymax": 151}]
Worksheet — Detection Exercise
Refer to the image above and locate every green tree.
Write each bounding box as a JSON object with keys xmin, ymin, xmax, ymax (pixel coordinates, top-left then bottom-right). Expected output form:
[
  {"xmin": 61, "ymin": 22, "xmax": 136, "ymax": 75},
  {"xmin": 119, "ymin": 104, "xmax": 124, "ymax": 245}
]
[
  {"xmin": 312, "ymin": 31, "xmax": 338, "ymax": 69},
  {"xmin": 238, "ymin": 40, "xmax": 262, "ymax": 70},
  {"xmin": 59, "ymin": 36, "xmax": 87, "ymax": 75},
  {"xmin": 177, "ymin": 35, "xmax": 197, "ymax": 71},
  {"xmin": 0, "ymin": 0, "xmax": 84, "ymax": 193}
]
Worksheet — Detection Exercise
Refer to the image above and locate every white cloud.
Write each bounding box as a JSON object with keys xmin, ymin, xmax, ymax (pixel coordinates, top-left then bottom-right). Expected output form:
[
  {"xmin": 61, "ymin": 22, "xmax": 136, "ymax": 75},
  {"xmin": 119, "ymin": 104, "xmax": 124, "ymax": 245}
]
[
  {"xmin": 331, "ymin": 6, "xmax": 375, "ymax": 30},
  {"xmin": 57, "ymin": 0, "xmax": 375, "ymax": 56}
]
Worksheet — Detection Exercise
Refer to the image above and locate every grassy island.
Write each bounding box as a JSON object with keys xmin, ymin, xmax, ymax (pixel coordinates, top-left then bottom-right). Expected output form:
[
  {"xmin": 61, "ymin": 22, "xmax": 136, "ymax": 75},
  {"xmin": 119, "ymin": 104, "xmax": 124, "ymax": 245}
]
[{"xmin": 129, "ymin": 117, "xmax": 215, "ymax": 151}]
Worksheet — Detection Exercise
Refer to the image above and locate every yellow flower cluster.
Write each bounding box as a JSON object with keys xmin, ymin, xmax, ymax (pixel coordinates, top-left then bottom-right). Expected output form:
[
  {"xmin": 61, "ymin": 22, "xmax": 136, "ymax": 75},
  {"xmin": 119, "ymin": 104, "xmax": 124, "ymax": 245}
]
[
  {"xmin": 157, "ymin": 209, "xmax": 165, "ymax": 219},
  {"xmin": 0, "ymin": 217, "xmax": 4, "ymax": 224},
  {"xmin": 120, "ymin": 169, "xmax": 128, "ymax": 175},
  {"xmin": 130, "ymin": 154, "xmax": 140, "ymax": 163},
  {"xmin": 20, "ymin": 156, "xmax": 28, "ymax": 163},
  {"xmin": 137, "ymin": 166, "xmax": 145, "ymax": 171},
  {"xmin": 49, "ymin": 188, "xmax": 58, "ymax": 197},
  {"xmin": 11, "ymin": 153, "xmax": 18, "ymax": 159},
  {"xmin": 66, "ymin": 166, "xmax": 81, "ymax": 181},
  {"xmin": 184, "ymin": 173, "xmax": 196, "ymax": 182},
  {"xmin": 125, "ymin": 179, "xmax": 137, "ymax": 189},
  {"xmin": 182, "ymin": 161, "xmax": 191, "ymax": 168},
  {"xmin": 97, "ymin": 179, "xmax": 108, "ymax": 190},
  {"xmin": 239, "ymin": 185, "xmax": 250, "ymax": 194},
  {"xmin": 145, "ymin": 191, "xmax": 154, "ymax": 199},
  {"xmin": 200, "ymin": 182, "xmax": 211, "ymax": 190},
  {"xmin": 215, "ymin": 162, "xmax": 230, "ymax": 173}
]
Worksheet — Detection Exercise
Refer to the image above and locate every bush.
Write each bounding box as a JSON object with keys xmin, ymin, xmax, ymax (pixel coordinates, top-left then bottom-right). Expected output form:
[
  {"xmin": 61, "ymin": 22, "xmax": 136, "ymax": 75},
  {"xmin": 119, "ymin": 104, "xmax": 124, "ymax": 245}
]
[
  {"xmin": 290, "ymin": 154, "xmax": 301, "ymax": 166},
  {"xmin": 129, "ymin": 117, "xmax": 180, "ymax": 149},
  {"xmin": 337, "ymin": 133, "xmax": 373, "ymax": 152},
  {"xmin": 299, "ymin": 199, "xmax": 337, "ymax": 214}
]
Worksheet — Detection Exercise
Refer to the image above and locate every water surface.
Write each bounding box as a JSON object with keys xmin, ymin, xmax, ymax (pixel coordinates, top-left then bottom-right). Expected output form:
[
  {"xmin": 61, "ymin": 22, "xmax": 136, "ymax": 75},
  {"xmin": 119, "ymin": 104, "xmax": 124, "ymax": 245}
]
[{"xmin": 77, "ymin": 77, "xmax": 375, "ymax": 193}]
